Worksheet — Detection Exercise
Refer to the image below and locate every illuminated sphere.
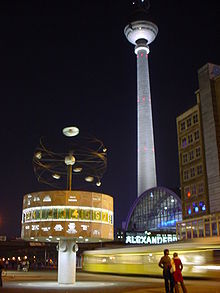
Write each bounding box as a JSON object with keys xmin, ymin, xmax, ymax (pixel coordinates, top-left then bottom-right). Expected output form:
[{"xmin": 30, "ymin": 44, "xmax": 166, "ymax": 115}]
[
  {"xmin": 21, "ymin": 190, "xmax": 114, "ymax": 243},
  {"xmin": 124, "ymin": 20, "xmax": 158, "ymax": 45},
  {"xmin": 62, "ymin": 126, "xmax": 79, "ymax": 137},
  {"xmin": 65, "ymin": 155, "xmax": 76, "ymax": 166}
]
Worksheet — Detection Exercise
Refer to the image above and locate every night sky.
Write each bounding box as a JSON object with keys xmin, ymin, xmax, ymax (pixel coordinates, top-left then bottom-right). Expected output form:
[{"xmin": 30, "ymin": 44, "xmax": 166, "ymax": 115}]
[{"xmin": 0, "ymin": 1, "xmax": 219, "ymax": 238}]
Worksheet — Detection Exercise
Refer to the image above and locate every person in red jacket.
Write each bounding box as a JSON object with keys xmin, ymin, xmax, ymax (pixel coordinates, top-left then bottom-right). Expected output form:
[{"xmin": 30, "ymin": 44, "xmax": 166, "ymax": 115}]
[{"xmin": 171, "ymin": 252, "xmax": 187, "ymax": 293}]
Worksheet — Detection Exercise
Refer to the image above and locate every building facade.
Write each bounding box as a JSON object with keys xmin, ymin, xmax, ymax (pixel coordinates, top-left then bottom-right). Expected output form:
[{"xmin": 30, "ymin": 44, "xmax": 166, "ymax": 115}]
[
  {"xmin": 176, "ymin": 63, "xmax": 220, "ymax": 239},
  {"xmin": 176, "ymin": 97, "xmax": 209, "ymax": 219}
]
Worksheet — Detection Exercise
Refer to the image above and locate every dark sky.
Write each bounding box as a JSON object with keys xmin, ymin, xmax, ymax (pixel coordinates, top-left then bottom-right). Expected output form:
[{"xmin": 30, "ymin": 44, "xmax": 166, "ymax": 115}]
[{"xmin": 0, "ymin": 1, "xmax": 219, "ymax": 238}]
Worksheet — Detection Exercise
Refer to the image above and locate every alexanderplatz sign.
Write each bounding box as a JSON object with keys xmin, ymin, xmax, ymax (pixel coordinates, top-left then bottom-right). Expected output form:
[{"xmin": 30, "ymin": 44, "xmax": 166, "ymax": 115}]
[{"xmin": 125, "ymin": 231, "xmax": 177, "ymax": 245}]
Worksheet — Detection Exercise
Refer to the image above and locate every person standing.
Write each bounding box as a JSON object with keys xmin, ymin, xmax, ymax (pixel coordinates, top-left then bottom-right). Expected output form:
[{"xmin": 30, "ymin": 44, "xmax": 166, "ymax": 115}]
[
  {"xmin": 159, "ymin": 249, "xmax": 174, "ymax": 293},
  {"xmin": 0, "ymin": 261, "xmax": 3, "ymax": 287},
  {"xmin": 171, "ymin": 252, "xmax": 187, "ymax": 293}
]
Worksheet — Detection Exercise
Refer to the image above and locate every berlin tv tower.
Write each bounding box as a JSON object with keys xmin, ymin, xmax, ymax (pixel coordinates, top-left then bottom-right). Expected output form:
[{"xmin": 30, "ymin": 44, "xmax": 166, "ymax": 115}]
[{"xmin": 124, "ymin": 0, "xmax": 158, "ymax": 197}]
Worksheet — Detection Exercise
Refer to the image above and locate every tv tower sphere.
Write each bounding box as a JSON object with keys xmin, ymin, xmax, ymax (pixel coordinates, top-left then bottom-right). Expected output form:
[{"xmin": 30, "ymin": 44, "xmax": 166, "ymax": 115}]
[{"xmin": 125, "ymin": 2, "xmax": 158, "ymax": 197}]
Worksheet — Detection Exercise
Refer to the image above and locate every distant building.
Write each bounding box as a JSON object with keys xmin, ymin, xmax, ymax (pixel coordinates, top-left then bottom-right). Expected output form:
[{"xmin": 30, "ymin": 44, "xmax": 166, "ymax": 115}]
[
  {"xmin": 176, "ymin": 63, "xmax": 220, "ymax": 239},
  {"xmin": 176, "ymin": 94, "xmax": 209, "ymax": 219},
  {"xmin": 125, "ymin": 187, "xmax": 182, "ymax": 233}
]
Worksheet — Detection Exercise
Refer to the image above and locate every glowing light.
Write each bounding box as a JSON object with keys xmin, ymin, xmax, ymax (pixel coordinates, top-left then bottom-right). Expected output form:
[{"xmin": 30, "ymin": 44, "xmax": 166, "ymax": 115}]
[
  {"xmin": 85, "ymin": 176, "xmax": 94, "ymax": 182},
  {"xmin": 43, "ymin": 195, "xmax": 51, "ymax": 202},
  {"xmin": 62, "ymin": 126, "xmax": 79, "ymax": 137},
  {"xmin": 135, "ymin": 46, "xmax": 150, "ymax": 54},
  {"xmin": 103, "ymin": 148, "xmax": 107, "ymax": 153},
  {"xmin": 35, "ymin": 152, "xmax": 42, "ymax": 159},
  {"xmin": 195, "ymin": 265, "xmax": 220, "ymax": 271},
  {"xmin": 164, "ymin": 207, "xmax": 167, "ymax": 210},
  {"xmin": 52, "ymin": 174, "xmax": 60, "ymax": 180},
  {"xmin": 32, "ymin": 225, "xmax": 39, "ymax": 231},
  {"xmin": 96, "ymin": 181, "xmax": 101, "ymax": 187},
  {"xmin": 188, "ymin": 208, "xmax": 192, "ymax": 215},
  {"xmin": 195, "ymin": 206, "xmax": 199, "ymax": 213},
  {"xmin": 171, "ymin": 199, "xmax": 175, "ymax": 203},
  {"xmin": 81, "ymin": 225, "xmax": 88, "ymax": 231},
  {"xmin": 33, "ymin": 196, "xmax": 40, "ymax": 202},
  {"xmin": 187, "ymin": 191, "xmax": 191, "ymax": 198},
  {"xmin": 73, "ymin": 167, "xmax": 82, "ymax": 173},
  {"xmin": 54, "ymin": 224, "xmax": 63, "ymax": 232},
  {"xmin": 202, "ymin": 205, "xmax": 206, "ymax": 211},
  {"xmin": 68, "ymin": 196, "xmax": 77, "ymax": 202},
  {"xmin": 65, "ymin": 155, "xmax": 75, "ymax": 166},
  {"xmin": 67, "ymin": 223, "xmax": 77, "ymax": 234},
  {"xmin": 41, "ymin": 227, "xmax": 51, "ymax": 232}
]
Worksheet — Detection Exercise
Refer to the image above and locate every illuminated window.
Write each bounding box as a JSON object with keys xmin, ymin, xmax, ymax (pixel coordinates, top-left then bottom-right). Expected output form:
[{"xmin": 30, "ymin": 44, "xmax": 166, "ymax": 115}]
[
  {"xmin": 193, "ymin": 114, "xmax": 198, "ymax": 124},
  {"xmin": 191, "ymin": 184, "xmax": 196, "ymax": 195},
  {"xmin": 197, "ymin": 165, "xmax": 203, "ymax": 175},
  {"xmin": 183, "ymin": 170, "xmax": 189, "ymax": 181},
  {"xmin": 188, "ymin": 134, "xmax": 193, "ymax": 144},
  {"xmin": 182, "ymin": 138, "xmax": 187, "ymax": 148},
  {"xmin": 198, "ymin": 182, "xmax": 204, "ymax": 194},
  {"xmin": 189, "ymin": 150, "xmax": 194, "ymax": 161},
  {"xmin": 190, "ymin": 167, "xmax": 195, "ymax": 178},
  {"xmin": 195, "ymin": 147, "xmax": 201, "ymax": 158},
  {"xmin": 194, "ymin": 130, "xmax": 200, "ymax": 141},
  {"xmin": 187, "ymin": 118, "xmax": 192, "ymax": 128},
  {"xmin": 182, "ymin": 153, "xmax": 188, "ymax": 164},
  {"xmin": 180, "ymin": 121, "xmax": 186, "ymax": 131}
]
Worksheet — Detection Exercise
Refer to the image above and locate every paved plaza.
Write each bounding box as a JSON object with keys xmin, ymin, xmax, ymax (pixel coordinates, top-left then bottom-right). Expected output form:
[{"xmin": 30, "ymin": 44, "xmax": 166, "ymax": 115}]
[{"xmin": 1, "ymin": 271, "xmax": 220, "ymax": 292}]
